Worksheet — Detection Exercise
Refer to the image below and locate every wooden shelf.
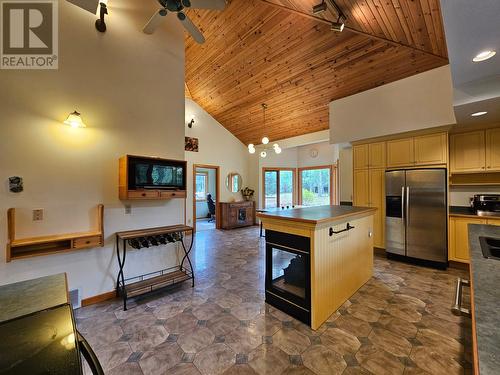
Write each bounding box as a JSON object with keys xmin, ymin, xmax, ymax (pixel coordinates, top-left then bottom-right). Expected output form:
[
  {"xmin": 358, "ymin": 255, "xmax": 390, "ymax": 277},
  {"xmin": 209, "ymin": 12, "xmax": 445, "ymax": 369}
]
[
  {"xmin": 116, "ymin": 224, "xmax": 193, "ymax": 240},
  {"xmin": 6, "ymin": 205, "xmax": 104, "ymax": 262},
  {"xmin": 125, "ymin": 270, "xmax": 191, "ymax": 298}
]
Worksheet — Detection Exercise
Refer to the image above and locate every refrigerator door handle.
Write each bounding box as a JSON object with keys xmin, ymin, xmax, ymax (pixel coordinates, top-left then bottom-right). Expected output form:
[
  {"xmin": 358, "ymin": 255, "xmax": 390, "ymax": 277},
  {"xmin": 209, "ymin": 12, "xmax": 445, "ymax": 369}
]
[{"xmin": 406, "ymin": 186, "xmax": 410, "ymax": 227}]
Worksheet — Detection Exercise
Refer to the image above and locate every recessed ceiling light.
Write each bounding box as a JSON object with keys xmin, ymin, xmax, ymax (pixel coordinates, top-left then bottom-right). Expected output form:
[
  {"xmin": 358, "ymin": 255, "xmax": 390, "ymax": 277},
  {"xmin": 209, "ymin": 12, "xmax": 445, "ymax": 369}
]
[
  {"xmin": 473, "ymin": 50, "xmax": 496, "ymax": 62},
  {"xmin": 471, "ymin": 111, "xmax": 488, "ymax": 117}
]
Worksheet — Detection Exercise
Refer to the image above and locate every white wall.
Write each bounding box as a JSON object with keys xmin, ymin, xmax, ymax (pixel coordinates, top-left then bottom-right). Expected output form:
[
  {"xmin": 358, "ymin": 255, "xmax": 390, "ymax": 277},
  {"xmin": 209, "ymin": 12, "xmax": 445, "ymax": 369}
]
[
  {"xmin": 450, "ymin": 186, "xmax": 500, "ymax": 207},
  {"xmin": 185, "ymin": 99, "xmax": 251, "ymax": 226},
  {"xmin": 329, "ymin": 65, "xmax": 457, "ymax": 143},
  {"xmin": 195, "ymin": 168, "xmax": 216, "ymax": 218},
  {"xmin": 0, "ymin": 1, "xmax": 185, "ymax": 298}
]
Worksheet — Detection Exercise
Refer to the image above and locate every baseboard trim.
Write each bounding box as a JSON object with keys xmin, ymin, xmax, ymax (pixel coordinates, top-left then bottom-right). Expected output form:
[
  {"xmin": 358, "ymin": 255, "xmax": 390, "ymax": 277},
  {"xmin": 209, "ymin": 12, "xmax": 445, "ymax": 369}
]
[
  {"xmin": 448, "ymin": 261, "xmax": 470, "ymax": 271},
  {"xmin": 81, "ymin": 290, "xmax": 116, "ymax": 307},
  {"xmin": 373, "ymin": 247, "xmax": 386, "ymax": 256}
]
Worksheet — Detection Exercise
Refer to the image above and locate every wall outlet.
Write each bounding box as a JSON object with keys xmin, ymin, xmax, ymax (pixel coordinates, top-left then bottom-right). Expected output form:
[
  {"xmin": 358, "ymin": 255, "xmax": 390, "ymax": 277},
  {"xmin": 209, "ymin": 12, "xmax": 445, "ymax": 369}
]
[
  {"xmin": 125, "ymin": 205, "xmax": 131, "ymax": 214},
  {"xmin": 32, "ymin": 209, "xmax": 43, "ymax": 221}
]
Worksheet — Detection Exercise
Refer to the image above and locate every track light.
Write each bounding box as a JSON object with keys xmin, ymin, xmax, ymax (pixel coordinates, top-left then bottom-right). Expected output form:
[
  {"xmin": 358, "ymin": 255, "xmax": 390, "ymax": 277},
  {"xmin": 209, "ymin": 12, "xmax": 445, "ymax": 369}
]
[
  {"xmin": 312, "ymin": 1, "xmax": 327, "ymax": 14},
  {"xmin": 331, "ymin": 15, "xmax": 345, "ymax": 32},
  {"xmin": 95, "ymin": 1, "xmax": 108, "ymax": 32}
]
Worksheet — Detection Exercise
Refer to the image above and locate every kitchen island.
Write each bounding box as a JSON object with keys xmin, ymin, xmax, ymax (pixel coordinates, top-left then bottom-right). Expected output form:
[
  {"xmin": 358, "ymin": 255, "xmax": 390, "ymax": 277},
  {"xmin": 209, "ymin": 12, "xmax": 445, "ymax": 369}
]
[{"xmin": 257, "ymin": 205, "xmax": 376, "ymax": 329}]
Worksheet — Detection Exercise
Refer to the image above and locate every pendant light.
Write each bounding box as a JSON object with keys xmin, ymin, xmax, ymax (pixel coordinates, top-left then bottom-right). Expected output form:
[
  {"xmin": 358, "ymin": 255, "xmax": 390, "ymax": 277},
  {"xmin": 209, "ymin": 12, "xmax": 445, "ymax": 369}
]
[{"xmin": 248, "ymin": 103, "xmax": 281, "ymax": 157}]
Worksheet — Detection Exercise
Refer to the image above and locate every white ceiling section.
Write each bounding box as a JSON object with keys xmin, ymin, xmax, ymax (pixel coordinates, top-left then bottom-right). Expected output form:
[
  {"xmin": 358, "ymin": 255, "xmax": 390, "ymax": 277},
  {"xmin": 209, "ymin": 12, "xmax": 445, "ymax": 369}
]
[
  {"xmin": 329, "ymin": 66, "xmax": 456, "ymax": 144},
  {"xmin": 440, "ymin": 0, "xmax": 500, "ymax": 125}
]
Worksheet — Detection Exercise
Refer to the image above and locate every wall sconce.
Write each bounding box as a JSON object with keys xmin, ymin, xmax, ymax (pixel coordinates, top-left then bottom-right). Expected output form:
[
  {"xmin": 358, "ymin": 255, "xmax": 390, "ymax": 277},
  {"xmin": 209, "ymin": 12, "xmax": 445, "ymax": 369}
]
[
  {"xmin": 64, "ymin": 111, "xmax": 87, "ymax": 128},
  {"xmin": 95, "ymin": 0, "xmax": 108, "ymax": 32},
  {"xmin": 187, "ymin": 116, "xmax": 195, "ymax": 128}
]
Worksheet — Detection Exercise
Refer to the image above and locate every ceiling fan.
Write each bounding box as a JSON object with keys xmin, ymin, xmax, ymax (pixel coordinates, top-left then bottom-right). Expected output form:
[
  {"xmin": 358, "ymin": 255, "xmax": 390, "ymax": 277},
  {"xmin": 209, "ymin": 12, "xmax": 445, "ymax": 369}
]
[{"xmin": 143, "ymin": 0, "xmax": 226, "ymax": 44}]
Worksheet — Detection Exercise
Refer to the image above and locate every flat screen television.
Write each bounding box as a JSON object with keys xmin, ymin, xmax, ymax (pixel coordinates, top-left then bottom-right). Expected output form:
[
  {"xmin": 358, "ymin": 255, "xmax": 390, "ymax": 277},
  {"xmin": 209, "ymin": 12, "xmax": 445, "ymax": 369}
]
[{"xmin": 127, "ymin": 156, "xmax": 186, "ymax": 191}]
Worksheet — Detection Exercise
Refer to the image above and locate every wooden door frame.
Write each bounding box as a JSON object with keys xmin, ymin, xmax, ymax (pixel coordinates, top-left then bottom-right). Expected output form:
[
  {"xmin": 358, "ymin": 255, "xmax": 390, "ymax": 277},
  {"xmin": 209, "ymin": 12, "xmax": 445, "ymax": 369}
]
[
  {"xmin": 262, "ymin": 167, "xmax": 297, "ymax": 208},
  {"xmin": 297, "ymin": 164, "xmax": 338, "ymax": 206},
  {"xmin": 193, "ymin": 164, "xmax": 220, "ymax": 233}
]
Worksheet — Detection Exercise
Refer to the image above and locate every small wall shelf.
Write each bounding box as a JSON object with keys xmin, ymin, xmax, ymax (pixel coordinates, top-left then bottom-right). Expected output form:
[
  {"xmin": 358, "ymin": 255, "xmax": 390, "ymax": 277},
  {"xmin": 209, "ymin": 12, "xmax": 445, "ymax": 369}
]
[{"xmin": 6, "ymin": 205, "xmax": 104, "ymax": 262}]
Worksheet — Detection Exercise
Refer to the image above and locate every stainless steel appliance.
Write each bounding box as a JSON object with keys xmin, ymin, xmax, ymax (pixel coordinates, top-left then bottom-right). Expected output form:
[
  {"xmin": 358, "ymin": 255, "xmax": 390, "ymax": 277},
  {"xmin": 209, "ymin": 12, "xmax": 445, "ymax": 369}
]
[
  {"xmin": 470, "ymin": 194, "xmax": 500, "ymax": 217},
  {"xmin": 385, "ymin": 168, "xmax": 447, "ymax": 267}
]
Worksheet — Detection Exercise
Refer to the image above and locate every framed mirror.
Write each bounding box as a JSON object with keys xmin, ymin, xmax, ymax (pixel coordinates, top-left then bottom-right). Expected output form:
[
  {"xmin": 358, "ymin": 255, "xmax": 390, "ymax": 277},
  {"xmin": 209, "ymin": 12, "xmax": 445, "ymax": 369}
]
[{"xmin": 226, "ymin": 173, "xmax": 242, "ymax": 193}]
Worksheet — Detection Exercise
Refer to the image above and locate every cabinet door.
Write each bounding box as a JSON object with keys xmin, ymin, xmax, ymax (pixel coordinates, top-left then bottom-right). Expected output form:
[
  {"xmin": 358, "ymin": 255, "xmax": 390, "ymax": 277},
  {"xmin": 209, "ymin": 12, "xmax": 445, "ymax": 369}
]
[
  {"xmin": 368, "ymin": 142, "xmax": 386, "ymax": 168},
  {"xmin": 353, "ymin": 169, "xmax": 369, "ymax": 206},
  {"xmin": 485, "ymin": 128, "xmax": 500, "ymax": 172},
  {"xmin": 414, "ymin": 133, "xmax": 447, "ymax": 165},
  {"xmin": 449, "ymin": 217, "xmax": 487, "ymax": 262},
  {"xmin": 450, "ymin": 131, "xmax": 485, "ymax": 173},
  {"xmin": 386, "ymin": 138, "xmax": 414, "ymax": 167},
  {"xmin": 353, "ymin": 144, "xmax": 369, "ymax": 170},
  {"xmin": 487, "ymin": 219, "xmax": 500, "ymax": 226},
  {"xmin": 369, "ymin": 169, "xmax": 385, "ymax": 248}
]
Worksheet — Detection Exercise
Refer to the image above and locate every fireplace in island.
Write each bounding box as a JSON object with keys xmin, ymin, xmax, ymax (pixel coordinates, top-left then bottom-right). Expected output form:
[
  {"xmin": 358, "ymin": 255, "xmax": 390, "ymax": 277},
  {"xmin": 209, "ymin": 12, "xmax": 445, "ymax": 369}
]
[{"xmin": 265, "ymin": 230, "xmax": 311, "ymax": 325}]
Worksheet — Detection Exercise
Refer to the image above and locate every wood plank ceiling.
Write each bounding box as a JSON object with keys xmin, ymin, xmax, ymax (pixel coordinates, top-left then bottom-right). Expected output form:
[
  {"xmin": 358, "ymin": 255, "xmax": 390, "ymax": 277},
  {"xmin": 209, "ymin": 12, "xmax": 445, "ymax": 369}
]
[{"xmin": 185, "ymin": 0, "xmax": 448, "ymax": 146}]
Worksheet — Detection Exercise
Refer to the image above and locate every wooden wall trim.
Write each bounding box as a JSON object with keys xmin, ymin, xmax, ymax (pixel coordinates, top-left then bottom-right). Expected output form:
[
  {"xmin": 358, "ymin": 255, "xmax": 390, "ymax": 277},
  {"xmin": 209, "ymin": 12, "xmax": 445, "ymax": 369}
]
[{"xmin": 81, "ymin": 290, "xmax": 116, "ymax": 307}]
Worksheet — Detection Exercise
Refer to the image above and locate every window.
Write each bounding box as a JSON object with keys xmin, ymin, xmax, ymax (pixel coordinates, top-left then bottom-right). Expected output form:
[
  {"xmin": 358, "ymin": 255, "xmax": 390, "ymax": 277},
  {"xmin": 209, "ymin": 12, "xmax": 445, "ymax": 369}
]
[
  {"xmin": 299, "ymin": 166, "xmax": 337, "ymax": 206},
  {"xmin": 263, "ymin": 168, "xmax": 295, "ymax": 208},
  {"xmin": 195, "ymin": 172, "xmax": 208, "ymax": 201}
]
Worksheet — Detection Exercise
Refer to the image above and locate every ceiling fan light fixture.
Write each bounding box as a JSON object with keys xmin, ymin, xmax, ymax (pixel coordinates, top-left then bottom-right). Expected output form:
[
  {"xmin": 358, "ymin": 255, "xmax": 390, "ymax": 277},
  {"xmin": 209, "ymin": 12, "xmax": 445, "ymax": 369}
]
[
  {"xmin": 260, "ymin": 151, "xmax": 267, "ymax": 158},
  {"xmin": 275, "ymin": 146, "xmax": 282, "ymax": 154},
  {"xmin": 262, "ymin": 137, "xmax": 269, "ymax": 145},
  {"xmin": 312, "ymin": 1, "xmax": 327, "ymax": 14}
]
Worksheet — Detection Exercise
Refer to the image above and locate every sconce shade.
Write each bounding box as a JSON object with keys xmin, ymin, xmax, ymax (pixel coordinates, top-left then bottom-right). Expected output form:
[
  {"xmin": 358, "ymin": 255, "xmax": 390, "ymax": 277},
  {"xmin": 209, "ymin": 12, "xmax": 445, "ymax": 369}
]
[{"xmin": 64, "ymin": 111, "xmax": 86, "ymax": 128}]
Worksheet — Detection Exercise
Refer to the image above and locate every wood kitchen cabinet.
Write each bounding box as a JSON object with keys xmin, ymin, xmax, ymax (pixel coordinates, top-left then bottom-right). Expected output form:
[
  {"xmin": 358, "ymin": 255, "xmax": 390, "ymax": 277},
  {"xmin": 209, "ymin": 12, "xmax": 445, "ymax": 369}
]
[
  {"xmin": 414, "ymin": 133, "xmax": 448, "ymax": 165},
  {"xmin": 486, "ymin": 128, "xmax": 500, "ymax": 171},
  {"xmin": 449, "ymin": 216, "xmax": 486, "ymax": 262},
  {"xmin": 386, "ymin": 138, "xmax": 414, "ymax": 167},
  {"xmin": 353, "ymin": 144, "xmax": 369, "ymax": 170},
  {"xmin": 354, "ymin": 168, "xmax": 384, "ymax": 248},
  {"xmin": 450, "ymin": 131, "xmax": 486, "ymax": 173}
]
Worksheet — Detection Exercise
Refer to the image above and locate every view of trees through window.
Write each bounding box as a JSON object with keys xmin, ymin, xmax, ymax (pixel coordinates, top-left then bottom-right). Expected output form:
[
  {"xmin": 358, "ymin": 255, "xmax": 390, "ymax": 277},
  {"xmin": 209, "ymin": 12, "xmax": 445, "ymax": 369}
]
[
  {"xmin": 300, "ymin": 168, "xmax": 331, "ymax": 206},
  {"xmin": 195, "ymin": 173, "xmax": 207, "ymax": 201},
  {"xmin": 264, "ymin": 170, "xmax": 294, "ymax": 208}
]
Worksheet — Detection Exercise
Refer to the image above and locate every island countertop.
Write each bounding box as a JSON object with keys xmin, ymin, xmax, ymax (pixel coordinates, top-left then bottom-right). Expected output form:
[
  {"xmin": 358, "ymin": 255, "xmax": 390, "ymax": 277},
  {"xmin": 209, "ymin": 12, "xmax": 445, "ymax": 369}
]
[
  {"xmin": 468, "ymin": 224, "xmax": 500, "ymax": 375},
  {"xmin": 256, "ymin": 205, "xmax": 376, "ymax": 224}
]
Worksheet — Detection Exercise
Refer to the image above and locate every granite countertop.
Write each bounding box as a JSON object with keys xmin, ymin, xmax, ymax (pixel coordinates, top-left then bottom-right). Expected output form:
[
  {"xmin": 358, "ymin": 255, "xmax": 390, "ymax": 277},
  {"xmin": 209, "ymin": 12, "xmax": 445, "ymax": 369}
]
[
  {"xmin": 0, "ymin": 273, "xmax": 68, "ymax": 323},
  {"xmin": 256, "ymin": 205, "xmax": 376, "ymax": 224},
  {"xmin": 468, "ymin": 224, "xmax": 500, "ymax": 375},
  {"xmin": 450, "ymin": 206, "xmax": 500, "ymax": 219}
]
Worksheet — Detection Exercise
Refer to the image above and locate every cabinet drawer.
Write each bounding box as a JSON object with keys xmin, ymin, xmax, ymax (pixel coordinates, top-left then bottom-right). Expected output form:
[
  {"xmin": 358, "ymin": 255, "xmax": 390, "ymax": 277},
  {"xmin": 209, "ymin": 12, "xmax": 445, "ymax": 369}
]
[
  {"xmin": 73, "ymin": 235, "xmax": 102, "ymax": 249},
  {"xmin": 128, "ymin": 190, "xmax": 159, "ymax": 199},
  {"xmin": 160, "ymin": 191, "xmax": 186, "ymax": 199},
  {"xmin": 229, "ymin": 202, "xmax": 253, "ymax": 209}
]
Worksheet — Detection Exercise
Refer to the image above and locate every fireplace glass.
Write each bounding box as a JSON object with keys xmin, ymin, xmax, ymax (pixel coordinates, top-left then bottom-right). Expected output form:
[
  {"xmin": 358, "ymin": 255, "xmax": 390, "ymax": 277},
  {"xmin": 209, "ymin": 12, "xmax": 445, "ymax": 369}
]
[{"xmin": 271, "ymin": 248, "xmax": 306, "ymax": 298}]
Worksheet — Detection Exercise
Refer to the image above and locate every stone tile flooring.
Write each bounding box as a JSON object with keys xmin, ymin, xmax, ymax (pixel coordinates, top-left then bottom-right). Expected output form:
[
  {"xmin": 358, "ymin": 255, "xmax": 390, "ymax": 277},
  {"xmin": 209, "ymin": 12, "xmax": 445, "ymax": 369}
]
[{"xmin": 77, "ymin": 226, "xmax": 472, "ymax": 375}]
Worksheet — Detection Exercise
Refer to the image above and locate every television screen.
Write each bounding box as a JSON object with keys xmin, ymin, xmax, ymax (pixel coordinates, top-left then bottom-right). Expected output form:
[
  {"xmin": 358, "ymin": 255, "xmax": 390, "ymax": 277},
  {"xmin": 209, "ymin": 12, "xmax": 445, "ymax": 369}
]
[{"xmin": 135, "ymin": 163, "xmax": 184, "ymax": 188}]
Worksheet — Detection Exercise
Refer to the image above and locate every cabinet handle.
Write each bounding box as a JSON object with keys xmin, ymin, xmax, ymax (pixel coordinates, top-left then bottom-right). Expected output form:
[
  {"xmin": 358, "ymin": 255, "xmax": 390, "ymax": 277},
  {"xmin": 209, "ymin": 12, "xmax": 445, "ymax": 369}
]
[
  {"xmin": 142, "ymin": 193, "xmax": 146, "ymax": 196},
  {"xmin": 451, "ymin": 278, "xmax": 471, "ymax": 317},
  {"xmin": 86, "ymin": 240, "xmax": 91, "ymax": 244},
  {"xmin": 329, "ymin": 223, "xmax": 355, "ymax": 236}
]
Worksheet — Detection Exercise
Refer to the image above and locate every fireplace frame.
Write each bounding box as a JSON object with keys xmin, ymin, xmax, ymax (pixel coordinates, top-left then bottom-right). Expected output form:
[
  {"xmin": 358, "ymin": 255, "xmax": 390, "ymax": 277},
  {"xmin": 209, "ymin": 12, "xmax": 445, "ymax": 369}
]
[{"xmin": 265, "ymin": 230, "xmax": 311, "ymax": 325}]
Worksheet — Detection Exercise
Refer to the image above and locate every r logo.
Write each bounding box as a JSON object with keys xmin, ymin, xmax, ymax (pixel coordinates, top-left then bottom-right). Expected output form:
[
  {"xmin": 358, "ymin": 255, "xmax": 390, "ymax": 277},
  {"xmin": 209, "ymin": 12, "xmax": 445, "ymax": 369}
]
[{"xmin": 1, "ymin": 1, "xmax": 58, "ymax": 69}]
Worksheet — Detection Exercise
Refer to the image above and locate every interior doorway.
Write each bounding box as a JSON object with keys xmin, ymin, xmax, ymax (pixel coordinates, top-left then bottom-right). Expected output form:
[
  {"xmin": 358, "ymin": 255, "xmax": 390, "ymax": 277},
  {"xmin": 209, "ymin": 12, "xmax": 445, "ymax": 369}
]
[{"xmin": 193, "ymin": 164, "xmax": 220, "ymax": 233}]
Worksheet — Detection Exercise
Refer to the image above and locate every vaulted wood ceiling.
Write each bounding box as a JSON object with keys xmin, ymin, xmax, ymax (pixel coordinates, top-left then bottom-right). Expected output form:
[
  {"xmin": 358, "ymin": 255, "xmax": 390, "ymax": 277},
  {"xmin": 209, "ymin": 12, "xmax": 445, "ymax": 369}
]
[{"xmin": 185, "ymin": 0, "xmax": 448, "ymax": 145}]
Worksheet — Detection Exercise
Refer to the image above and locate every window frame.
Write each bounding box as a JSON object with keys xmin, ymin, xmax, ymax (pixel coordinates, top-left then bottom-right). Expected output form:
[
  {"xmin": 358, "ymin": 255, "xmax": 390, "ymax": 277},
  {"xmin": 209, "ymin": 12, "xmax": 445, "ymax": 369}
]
[
  {"xmin": 195, "ymin": 171, "xmax": 209, "ymax": 201},
  {"xmin": 298, "ymin": 165, "xmax": 338, "ymax": 206},
  {"xmin": 262, "ymin": 167, "xmax": 296, "ymax": 209}
]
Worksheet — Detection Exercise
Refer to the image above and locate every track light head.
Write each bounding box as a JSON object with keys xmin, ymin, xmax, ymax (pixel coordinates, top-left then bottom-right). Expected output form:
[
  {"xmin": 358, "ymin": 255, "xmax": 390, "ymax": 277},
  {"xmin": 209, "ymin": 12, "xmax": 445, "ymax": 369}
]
[
  {"xmin": 312, "ymin": 1, "xmax": 327, "ymax": 14},
  {"xmin": 331, "ymin": 21, "xmax": 344, "ymax": 32}
]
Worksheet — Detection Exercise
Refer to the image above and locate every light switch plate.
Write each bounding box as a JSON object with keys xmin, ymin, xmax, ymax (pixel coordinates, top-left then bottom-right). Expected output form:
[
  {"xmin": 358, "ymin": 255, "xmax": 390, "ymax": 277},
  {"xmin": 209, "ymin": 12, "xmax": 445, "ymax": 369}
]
[
  {"xmin": 33, "ymin": 209, "xmax": 43, "ymax": 221},
  {"xmin": 125, "ymin": 205, "xmax": 131, "ymax": 214}
]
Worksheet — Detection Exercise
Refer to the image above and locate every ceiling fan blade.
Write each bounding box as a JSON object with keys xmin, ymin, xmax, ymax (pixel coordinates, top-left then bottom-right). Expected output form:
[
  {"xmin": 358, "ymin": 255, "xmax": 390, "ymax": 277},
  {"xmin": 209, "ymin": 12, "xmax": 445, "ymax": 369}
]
[
  {"xmin": 143, "ymin": 9, "xmax": 167, "ymax": 34},
  {"xmin": 178, "ymin": 13, "xmax": 205, "ymax": 44},
  {"xmin": 188, "ymin": 0, "xmax": 226, "ymax": 10},
  {"xmin": 66, "ymin": 0, "xmax": 99, "ymax": 14}
]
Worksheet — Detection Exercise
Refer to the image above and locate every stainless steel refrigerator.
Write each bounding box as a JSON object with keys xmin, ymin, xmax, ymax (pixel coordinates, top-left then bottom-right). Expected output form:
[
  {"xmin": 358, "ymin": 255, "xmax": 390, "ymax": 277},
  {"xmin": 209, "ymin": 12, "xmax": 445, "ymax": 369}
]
[{"xmin": 385, "ymin": 168, "xmax": 447, "ymax": 266}]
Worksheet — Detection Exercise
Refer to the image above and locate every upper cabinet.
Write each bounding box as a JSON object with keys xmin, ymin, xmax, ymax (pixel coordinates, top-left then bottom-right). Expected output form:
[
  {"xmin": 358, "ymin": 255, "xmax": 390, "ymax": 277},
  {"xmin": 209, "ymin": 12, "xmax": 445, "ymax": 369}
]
[
  {"xmin": 414, "ymin": 133, "xmax": 448, "ymax": 166},
  {"xmin": 386, "ymin": 138, "xmax": 414, "ymax": 167},
  {"xmin": 368, "ymin": 142, "xmax": 386, "ymax": 168},
  {"xmin": 353, "ymin": 144, "xmax": 369, "ymax": 170},
  {"xmin": 450, "ymin": 129, "xmax": 500, "ymax": 173},
  {"xmin": 485, "ymin": 128, "xmax": 500, "ymax": 171},
  {"xmin": 353, "ymin": 142, "xmax": 386, "ymax": 169},
  {"xmin": 387, "ymin": 133, "xmax": 448, "ymax": 168}
]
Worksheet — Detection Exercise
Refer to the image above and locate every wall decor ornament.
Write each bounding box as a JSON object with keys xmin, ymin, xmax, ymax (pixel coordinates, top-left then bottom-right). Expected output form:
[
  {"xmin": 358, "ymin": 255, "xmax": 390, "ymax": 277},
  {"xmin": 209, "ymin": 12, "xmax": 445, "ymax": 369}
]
[
  {"xmin": 8, "ymin": 176, "xmax": 23, "ymax": 193},
  {"xmin": 185, "ymin": 137, "xmax": 199, "ymax": 152}
]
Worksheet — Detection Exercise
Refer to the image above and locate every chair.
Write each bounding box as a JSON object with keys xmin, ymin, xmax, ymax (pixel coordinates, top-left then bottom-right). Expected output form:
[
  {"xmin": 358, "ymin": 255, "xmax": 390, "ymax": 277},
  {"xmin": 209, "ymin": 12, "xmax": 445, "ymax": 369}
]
[{"xmin": 207, "ymin": 194, "xmax": 216, "ymax": 222}]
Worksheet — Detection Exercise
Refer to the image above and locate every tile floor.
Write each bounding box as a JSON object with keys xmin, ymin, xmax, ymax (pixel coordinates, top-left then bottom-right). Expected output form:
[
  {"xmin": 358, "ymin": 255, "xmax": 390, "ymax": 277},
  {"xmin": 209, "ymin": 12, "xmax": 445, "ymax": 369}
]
[{"xmin": 77, "ymin": 226, "xmax": 472, "ymax": 375}]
